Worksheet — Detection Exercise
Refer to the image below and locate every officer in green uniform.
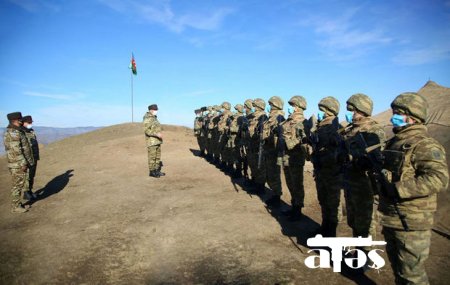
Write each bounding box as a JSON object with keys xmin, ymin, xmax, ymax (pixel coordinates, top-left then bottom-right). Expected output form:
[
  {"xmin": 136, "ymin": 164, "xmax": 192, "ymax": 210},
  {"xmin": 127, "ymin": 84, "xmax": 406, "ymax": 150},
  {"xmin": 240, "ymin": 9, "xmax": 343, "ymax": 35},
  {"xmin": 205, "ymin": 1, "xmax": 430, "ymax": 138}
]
[
  {"xmin": 379, "ymin": 92, "xmax": 449, "ymax": 285},
  {"xmin": 3, "ymin": 112, "xmax": 35, "ymax": 213},
  {"xmin": 227, "ymin": 104, "xmax": 245, "ymax": 178},
  {"xmin": 262, "ymin": 96, "xmax": 285, "ymax": 206},
  {"xmin": 143, "ymin": 104, "xmax": 164, "ymax": 178},
  {"xmin": 22, "ymin": 115, "xmax": 39, "ymax": 201}
]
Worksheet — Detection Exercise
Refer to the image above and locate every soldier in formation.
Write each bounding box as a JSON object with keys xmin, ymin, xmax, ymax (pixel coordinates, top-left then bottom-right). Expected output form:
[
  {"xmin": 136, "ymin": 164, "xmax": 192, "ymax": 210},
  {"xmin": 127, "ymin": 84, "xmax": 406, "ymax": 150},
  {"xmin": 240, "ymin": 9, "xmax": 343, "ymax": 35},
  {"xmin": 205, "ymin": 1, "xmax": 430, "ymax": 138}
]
[{"xmin": 3, "ymin": 112, "xmax": 35, "ymax": 213}]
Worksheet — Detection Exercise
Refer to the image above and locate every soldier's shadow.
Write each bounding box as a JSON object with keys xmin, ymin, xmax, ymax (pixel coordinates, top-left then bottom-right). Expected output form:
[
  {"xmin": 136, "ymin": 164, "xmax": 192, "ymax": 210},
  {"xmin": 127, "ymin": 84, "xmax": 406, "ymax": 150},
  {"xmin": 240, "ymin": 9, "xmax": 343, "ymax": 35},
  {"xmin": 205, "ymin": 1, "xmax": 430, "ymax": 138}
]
[
  {"xmin": 189, "ymin": 148, "xmax": 202, "ymax": 157},
  {"xmin": 29, "ymin": 169, "xmax": 74, "ymax": 205}
]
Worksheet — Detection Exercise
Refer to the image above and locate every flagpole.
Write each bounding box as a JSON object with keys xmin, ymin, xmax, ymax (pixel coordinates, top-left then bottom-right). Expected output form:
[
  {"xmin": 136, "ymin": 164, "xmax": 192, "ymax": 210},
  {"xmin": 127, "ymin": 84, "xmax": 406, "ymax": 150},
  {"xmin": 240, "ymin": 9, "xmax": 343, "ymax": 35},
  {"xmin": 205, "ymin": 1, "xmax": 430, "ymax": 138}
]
[{"xmin": 131, "ymin": 62, "xmax": 134, "ymax": 123}]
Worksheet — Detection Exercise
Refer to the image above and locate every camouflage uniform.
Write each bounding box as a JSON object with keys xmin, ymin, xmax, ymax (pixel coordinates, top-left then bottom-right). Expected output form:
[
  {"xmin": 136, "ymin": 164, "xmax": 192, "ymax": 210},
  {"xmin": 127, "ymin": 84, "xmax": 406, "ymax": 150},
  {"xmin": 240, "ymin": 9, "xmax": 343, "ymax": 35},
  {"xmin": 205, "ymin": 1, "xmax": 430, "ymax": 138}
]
[
  {"xmin": 208, "ymin": 105, "xmax": 221, "ymax": 162},
  {"xmin": 280, "ymin": 96, "xmax": 309, "ymax": 218},
  {"xmin": 262, "ymin": 96, "xmax": 285, "ymax": 205},
  {"xmin": 340, "ymin": 94, "xmax": 385, "ymax": 244},
  {"xmin": 240, "ymin": 99, "xmax": 254, "ymax": 182},
  {"xmin": 247, "ymin": 99, "xmax": 267, "ymax": 191},
  {"xmin": 227, "ymin": 104, "xmax": 245, "ymax": 177},
  {"xmin": 379, "ymin": 92, "xmax": 449, "ymax": 285},
  {"xmin": 23, "ymin": 125, "xmax": 40, "ymax": 193},
  {"xmin": 204, "ymin": 106, "xmax": 214, "ymax": 158},
  {"xmin": 311, "ymin": 97, "xmax": 343, "ymax": 237},
  {"xmin": 143, "ymin": 108, "xmax": 163, "ymax": 176},
  {"xmin": 217, "ymin": 102, "xmax": 233, "ymax": 168},
  {"xmin": 3, "ymin": 113, "xmax": 35, "ymax": 212},
  {"xmin": 193, "ymin": 109, "xmax": 205, "ymax": 155}
]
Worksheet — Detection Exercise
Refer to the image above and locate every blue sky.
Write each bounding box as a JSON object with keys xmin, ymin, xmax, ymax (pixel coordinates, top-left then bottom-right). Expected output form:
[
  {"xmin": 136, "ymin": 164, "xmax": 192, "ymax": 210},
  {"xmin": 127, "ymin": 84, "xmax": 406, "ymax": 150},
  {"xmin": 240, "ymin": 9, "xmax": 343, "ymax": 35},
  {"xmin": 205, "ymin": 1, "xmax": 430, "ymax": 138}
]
[{"xmin": 1, "ymin": 0, "xmax": 449, "ymax": 127}]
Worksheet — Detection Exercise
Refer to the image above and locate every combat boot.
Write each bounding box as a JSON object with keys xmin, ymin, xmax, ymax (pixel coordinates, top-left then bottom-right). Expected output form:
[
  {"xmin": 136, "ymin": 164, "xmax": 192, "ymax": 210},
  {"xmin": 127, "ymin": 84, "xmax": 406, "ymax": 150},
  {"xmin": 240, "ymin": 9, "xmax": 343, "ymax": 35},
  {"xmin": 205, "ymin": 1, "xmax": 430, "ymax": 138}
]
[
  {"xmin": 286, "ymin": 205, "xmax": 303, "ymax": 222},
  {"xmin": 149, "ymin": 170, "xmax": 160, "ymax": 178},
  {"xmin": 265, "ymin": 195, "xmax": 281, "ymax": 207},
  {"xmin": 323, "ymin": 222, "xmax": 337, "ymax": 237},
  {"xmin": 24, "ymin": 191, "xmax": 37, "ymax": 201},
  {"xmin": 11, "ymin": 204, "xmax": 28, "ymax": 213}
]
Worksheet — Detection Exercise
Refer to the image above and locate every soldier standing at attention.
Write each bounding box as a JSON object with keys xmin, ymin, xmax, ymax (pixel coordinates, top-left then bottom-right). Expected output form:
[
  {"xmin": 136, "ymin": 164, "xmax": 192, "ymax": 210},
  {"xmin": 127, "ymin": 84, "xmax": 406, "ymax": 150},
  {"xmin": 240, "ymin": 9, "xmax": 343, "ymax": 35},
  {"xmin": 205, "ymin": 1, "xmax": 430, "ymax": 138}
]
[
  {"xmin": 193, "ymin": 109, "xmax": 205, "ymax": 156},
  {"xmin": 262, "ymin": 96, "xmax": 285, "ymax": 207},
  {"xmin": 143, "ymin": 104, "xmax": 164, "ymax": 178},
  {"xmin": 217, "ymin": 102, "xmax": 233, "ymax": 171},
  {"xmin": 280, "ymin": 96, "xmax": 309, "ymax": 220},
  {"xmin": 22, "ymin": 115, "xmax": 39, "ymax": 201},
  {"xmin": 339, "ymin": 94, "xmax": 385, "ymax": 247},
  {"xmin": 247, "ymin": 98, "xmax": 268, "ymax": 194},
  {"xmin": 227, "ymin": 104, "xmax": 245, "ymax": 178},
  {"xmin": 240, "ymin": 99, "xmax": 254, "ymax": 184},
  {"xmin": 379, "ymin": 92, "xmax": 448, "ymax": 285},
  {"xmin": 204, "ymin": 106, "xmax": 214, "ymax": 160},
  {"xmin": 310, "ymin": 97, "xmax": 343, "ymax": 237},
  {"xmin": 4, "ymin": 112, "xmax": 35, "ymax": 213}
]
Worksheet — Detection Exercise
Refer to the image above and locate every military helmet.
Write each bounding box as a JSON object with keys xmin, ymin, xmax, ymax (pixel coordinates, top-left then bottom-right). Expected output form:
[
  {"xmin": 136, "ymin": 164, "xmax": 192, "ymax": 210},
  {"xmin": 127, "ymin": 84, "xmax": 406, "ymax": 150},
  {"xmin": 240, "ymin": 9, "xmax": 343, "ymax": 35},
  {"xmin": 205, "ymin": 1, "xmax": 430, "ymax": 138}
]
[
  {"xmin": 391, "ymin": 92, "xmax": 428, "ymax": 123},
  {"xmin": 207, "ymin": 106, "xmax": 213, "ymax": 112},
  {"xmin": 252, "ymin": 98, "xmax": 266, "ymax": 110},
  {"xmin": 318, "ymin": 96, "xmax": 340, "ymax": 116},
  {"xmin": 222, "ymin": 101, "xmax": 231, "ymax": 110},
  {"xmin": 268, "ymin": 96, "xmax": 284, "ymax": 110},
  {"xmin": 244, "ymin": 99, "xmax": 253, "ymax": 109},
  {"xmin": 214, "ymin": 105, "xmax": 221, "ymax": 111},
  {"xmin": 288, "ymin": 95, "xmax": 307, "ymax": 110},
  {"xmin": 234, "ymin": 104, "xmax": 244, "ymax": 113},
  {"xmin": 346, "ymin": 93, "xmax": 373, "ymax": 116}
]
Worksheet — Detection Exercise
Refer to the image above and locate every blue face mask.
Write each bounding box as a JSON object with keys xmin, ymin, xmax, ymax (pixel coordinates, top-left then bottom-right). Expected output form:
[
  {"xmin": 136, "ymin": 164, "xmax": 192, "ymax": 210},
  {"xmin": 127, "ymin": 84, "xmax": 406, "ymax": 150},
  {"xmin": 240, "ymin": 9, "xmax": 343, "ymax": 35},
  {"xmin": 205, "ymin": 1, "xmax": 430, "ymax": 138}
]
[
  {"xmin": 318, "ymin": 111, "xmax": 325, "ymax": 121},
  {"xmin": 391, "ymin": 114, "xmax": 407, "ymax": 127},
  {"xmin": 266, "ymin": 106, "xmax": 271, "ymax": 113},
  {"xmin": 250, "ymin": 107, "xmax": 255, "ymax": 113},
  {"xmin": 288, "ymin": 106, "xmax": 295, "ymax": 115},
  {"xmin": 345, "ymin": 112, "xmax": 353, "ymax": 123}
]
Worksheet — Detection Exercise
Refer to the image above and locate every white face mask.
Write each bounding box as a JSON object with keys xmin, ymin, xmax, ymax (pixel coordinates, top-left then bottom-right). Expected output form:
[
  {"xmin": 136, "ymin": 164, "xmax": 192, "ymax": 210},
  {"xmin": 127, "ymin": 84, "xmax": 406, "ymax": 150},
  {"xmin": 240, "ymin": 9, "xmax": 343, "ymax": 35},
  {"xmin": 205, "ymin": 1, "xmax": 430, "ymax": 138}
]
[
  {"xmin": 152, "ymin": 110, "xmax": 158, "ymax": 116},
  {"xmin": 26, "ymin": 124, "xmax": 33, "ymax": 129}
]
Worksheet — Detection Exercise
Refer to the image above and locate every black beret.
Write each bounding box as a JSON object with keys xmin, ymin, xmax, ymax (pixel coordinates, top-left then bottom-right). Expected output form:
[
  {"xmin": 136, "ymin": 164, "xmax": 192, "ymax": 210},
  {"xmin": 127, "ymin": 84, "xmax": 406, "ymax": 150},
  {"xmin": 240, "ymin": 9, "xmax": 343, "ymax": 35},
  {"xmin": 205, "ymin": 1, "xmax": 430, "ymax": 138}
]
[
  {"xmin": 7, "ymin": 112, "xmax": 22, "ymax": 121},
  {"xmin": 22, "ymin": 115, "xmax": 33, "ymax": 123},
  {"xmin": 148, "ymin": 104, "xmax": 158, "ymax": 110}
]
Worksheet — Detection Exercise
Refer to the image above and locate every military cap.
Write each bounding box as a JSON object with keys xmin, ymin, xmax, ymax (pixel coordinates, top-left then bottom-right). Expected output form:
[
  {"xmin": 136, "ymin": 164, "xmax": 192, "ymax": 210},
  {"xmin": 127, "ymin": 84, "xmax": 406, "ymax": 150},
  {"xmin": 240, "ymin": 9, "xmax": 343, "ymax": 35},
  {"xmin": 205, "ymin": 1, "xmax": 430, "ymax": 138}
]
[
  {"xmin": 288, "ymin": 95, "xmax": 307, "ymax": 110},
  {"xmin": 252, "ymin": 98, "xmax": 266, "ymax": 110},
  {"xmin": 318, "ymin": 96, "xmax": 340, "ymax": 116},
  {"xmin": 148, "ymin": 104, "xmax": 158, "ymax": 110},
  {"xmin": 391, "ymin": 92, "xmax": 428, "ymax": 123},
  {"xmin": 7, "ymin": 112, "xmax": 22, "ymax": 121},
  {"xmin": 22, "ymin": 115, "xmax": 33, "ymax": 123},
  {"xmin": 222, "ymin": 102, "xmax": 231, "ymax": 110},
  {"xmin": 234, "ymin": 104, "xmax": 244, "ymax": 113},
  {"xmin": 244, "ymin": 99, "xmax": 253, "ymax": 109},
  {"xmin": 268, "ymin": 96, "xmax": 284, "ymax": 110},
  {"xmin": 346, "ymin": 93, "xmax": 373, "ymax": 116}
]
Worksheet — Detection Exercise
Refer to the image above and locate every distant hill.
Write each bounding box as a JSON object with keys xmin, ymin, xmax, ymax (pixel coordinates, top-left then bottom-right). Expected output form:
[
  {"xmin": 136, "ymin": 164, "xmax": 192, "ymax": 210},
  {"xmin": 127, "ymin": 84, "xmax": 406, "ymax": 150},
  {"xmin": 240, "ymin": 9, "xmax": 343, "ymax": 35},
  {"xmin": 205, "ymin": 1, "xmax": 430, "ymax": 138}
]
[{"xmin": 0, "ymin": 126, "xmax": 100, "ymax": 155}]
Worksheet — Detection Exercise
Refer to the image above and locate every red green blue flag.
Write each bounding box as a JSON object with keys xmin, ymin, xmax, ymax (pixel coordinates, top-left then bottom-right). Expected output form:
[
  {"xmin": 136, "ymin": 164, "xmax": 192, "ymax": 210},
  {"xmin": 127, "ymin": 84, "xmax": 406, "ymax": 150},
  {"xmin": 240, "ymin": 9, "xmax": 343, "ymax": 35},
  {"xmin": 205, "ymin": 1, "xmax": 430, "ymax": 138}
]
[{"xmin": 129, "ymin": 53, "xmax": 137, "ymax": 75}]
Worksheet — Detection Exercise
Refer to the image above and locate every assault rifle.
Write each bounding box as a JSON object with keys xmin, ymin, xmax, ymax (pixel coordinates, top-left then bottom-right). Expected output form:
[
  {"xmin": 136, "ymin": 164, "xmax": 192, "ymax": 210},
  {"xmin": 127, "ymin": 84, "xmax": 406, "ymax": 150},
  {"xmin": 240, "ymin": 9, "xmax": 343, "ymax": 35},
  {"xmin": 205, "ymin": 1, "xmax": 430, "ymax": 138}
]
[
  {"xmin": 275, "ymin": 115, "xmax": 286, "ymax": 165},
  {"xmin": 356, "ymin": 133, "xmax": 409, "ymax": 231},
  {"xmin": 240, "ymin": 116, "xmax": 250, "ymax": 179},
  {"xmin": 257, "ymin": 114, "xmax": 268, "ymax": 169}
]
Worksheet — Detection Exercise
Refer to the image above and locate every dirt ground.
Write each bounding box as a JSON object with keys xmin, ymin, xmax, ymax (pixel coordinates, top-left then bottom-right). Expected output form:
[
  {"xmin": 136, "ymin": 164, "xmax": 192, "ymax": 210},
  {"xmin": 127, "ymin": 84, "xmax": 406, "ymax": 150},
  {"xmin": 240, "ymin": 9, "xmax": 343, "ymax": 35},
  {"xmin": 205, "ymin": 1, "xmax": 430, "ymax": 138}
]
[{"xmin": 0, "ymin": 123, "xmax": 449, "ymax": 285}]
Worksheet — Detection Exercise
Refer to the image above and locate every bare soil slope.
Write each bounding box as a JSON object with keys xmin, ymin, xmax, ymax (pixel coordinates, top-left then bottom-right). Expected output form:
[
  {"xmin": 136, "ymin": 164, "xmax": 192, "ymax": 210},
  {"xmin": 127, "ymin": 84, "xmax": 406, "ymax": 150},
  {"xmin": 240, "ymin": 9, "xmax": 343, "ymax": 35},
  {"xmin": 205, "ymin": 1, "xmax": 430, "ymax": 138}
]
[
  {"xmin": 373, "ymin": 80, "xmax": 450, "ymax": 237},
  {"xmin": 1, "ymin": 123, "xmax": 448, "ymax": 284}
]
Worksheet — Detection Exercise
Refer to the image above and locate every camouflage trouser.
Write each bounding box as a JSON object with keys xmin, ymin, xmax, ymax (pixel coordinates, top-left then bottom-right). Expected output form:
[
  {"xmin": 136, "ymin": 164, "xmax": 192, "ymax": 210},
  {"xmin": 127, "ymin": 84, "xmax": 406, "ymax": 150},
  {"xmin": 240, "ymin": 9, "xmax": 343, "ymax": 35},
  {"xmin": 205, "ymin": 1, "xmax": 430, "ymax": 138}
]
[
  {"xmin": 315, "ymin": 167, "xmax": 342, "ymax": 225},
  {"xmin": 247, "ymin": 147, "xmax": 266, "ymax": 185},
  {"xmin": 264, "ymin": 148, "xmax": 282, "ymax": 196},
  {"xmin": 29, "ymin": 162, "xmax": 37, "ymax": 192},
  {"xmin": 344, "ymin": 169, "xmax": 377, "ymax": 241},
  {"xmin": 197, "ymin": 136, "xmax": 206, "ymax": 153},
  {"xmin": 284, "ymin": 167, "xmax": 305, "ymax": 208},
  {"xmin": 147, "ymin": 145, "xmax": 161, "ymax": 171},
  {"xmin": 9, "ymin": 168, "xmax": 29, "ymax": 207},
  {"xmin": 382, "ymin": 227, "xmax": 431, "ymax": 285}
]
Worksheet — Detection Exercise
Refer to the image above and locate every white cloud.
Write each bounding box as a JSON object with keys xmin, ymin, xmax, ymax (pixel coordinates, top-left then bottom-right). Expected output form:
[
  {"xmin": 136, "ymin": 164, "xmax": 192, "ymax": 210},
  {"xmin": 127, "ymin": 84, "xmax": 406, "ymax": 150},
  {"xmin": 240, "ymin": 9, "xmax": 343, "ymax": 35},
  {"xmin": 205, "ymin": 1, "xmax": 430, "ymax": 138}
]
[
  {"xmin": 8, "ymin": 0, "xmax": 60, "ymax": 12},
  {"xmin": 99, "ymin": 0, "xmax": 234, "ymax": 33},
  {"xmin": 300, "ymin": 7, "xmax": 392, "ymax": 61},
  {"xmin": 392, "ymin": 45, "xmax": 450, "ymax": 66},
  {"xmin": 24, "ymin": 91, "xmax": 85, "ymax": 100}
]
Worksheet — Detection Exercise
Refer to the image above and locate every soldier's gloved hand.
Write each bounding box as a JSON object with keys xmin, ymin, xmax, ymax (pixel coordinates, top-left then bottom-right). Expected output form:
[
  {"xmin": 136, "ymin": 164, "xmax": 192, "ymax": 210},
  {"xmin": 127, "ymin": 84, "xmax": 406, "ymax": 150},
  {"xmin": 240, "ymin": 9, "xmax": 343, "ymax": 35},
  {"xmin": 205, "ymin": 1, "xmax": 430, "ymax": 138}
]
[{"xmin": 21, "ymin": 165, "xmax": 28, "ymax": 172}]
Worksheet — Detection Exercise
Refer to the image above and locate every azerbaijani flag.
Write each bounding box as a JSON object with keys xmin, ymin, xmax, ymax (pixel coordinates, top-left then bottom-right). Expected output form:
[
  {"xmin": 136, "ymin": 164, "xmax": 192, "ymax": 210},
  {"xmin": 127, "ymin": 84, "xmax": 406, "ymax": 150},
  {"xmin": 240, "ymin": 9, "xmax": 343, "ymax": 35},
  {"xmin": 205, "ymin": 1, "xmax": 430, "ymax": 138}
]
[{"xmin": 129, "ymin": 53, "xmax": 137, "ymax": 75}]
